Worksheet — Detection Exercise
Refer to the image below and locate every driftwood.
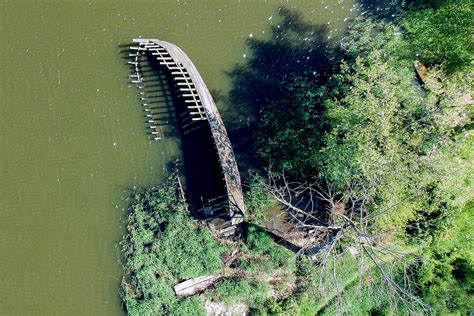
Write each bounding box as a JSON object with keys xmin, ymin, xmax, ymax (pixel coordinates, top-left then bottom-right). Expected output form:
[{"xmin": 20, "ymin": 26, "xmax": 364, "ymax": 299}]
[{"xmin": 174, "ymin": 275, "xmax": 219, "ymax": 297}]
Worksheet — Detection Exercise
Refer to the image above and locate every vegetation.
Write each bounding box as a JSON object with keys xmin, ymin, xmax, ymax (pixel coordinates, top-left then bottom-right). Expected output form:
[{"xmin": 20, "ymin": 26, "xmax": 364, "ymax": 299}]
[
  {"xmin": 120, "ymin": 173, "xmax": 228, "ymax": 315},
  {"xmin": 241, "ymin": 224, "xmax": 296, "ymax": 272},
  {"xmin": 121, "ymin": 174, "xmax": 297, "ymax": 315},
  {"xmin": 244, "ymin": 175, "xmax": 275, "ymax": 222},
  {"xmin": 243, "ymin": 0, "xmax": 473, "ymax": 314},
  {"xmin": 204, "ymin": 224, "xmax": 297, "ymax": 313},
  {"xmin": 415, "ymin": 202, "xmax": 474, "ymax": 313},
  {"xmin": 121, "ymin": 1, "xmax": 473, "ymax": 314},
  {"xmin": 402, "ymin": 0, "xmax": 473, "ymax": 73}
]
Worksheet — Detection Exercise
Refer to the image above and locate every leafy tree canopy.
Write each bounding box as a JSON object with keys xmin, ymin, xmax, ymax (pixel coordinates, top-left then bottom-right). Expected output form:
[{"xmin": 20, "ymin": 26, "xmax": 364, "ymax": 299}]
[
  {"xmin": 249, "ymin": 2, "xmax": 472, "ymax": 313},
  {"xmin": 402, "ymin": 0, "xmax": 473, "ymax": 73}
]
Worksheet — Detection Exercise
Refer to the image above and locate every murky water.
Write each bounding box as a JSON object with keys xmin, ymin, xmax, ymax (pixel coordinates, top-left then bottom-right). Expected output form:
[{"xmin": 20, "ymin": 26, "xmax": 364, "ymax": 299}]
[{"xmin": 0, "ymin": 1, "xmax": 354, "ymax": 315}]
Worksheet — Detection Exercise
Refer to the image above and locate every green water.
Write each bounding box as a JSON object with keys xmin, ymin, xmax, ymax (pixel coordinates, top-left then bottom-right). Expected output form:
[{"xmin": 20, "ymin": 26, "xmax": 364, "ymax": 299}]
[{"xmin": 0, "ymin": 1, "xmax": 353, "ymax": 314}]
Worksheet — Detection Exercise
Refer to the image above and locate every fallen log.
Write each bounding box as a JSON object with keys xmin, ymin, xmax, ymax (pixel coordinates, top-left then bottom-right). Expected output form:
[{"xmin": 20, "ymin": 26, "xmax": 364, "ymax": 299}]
[{"xmin": 174, "ymin": 275, "xmax": 219, "ymax": 297}]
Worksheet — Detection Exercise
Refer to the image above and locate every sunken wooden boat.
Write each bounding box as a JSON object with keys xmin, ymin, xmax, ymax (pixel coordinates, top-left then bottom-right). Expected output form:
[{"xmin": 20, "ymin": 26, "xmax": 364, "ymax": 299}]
[{"xmin": 129, "ymin": 38, "xmax": 245, "ymax": 231}]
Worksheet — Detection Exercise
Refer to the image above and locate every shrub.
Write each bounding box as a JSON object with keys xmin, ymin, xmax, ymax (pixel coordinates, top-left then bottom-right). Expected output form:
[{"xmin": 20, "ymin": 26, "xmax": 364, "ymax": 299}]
[
  {"xmin": 245, "ymin": 175, "xmax": 274, "ymax": 222},
  {"xmin": 120, "ymin": 174, "xmax": 227, "ymax": 315},
  {"xmin": 416, "ymin": 202, "xmax": 474, "ymax": 313},
  {"xmin": 244, "ymin": 224, "xmax": 296, "ymax": 271},
  {"xmin": 210, "ymin": 278, "xmax": 269, "ymax": 308}
]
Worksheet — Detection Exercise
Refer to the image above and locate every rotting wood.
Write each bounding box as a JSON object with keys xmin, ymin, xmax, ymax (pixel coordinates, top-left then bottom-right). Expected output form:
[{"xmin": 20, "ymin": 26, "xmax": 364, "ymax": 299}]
[
  {"xmin": 174, "ymin": 275, "xmax": 219, "ymax": 297},
  {"xmin": 131, "ymin": 38, "xmax": 246, "ymax": 224}
]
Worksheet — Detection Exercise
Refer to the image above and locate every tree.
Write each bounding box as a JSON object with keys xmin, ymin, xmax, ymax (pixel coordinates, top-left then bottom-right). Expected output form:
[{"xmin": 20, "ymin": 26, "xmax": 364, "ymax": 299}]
[
  {"xmin": 249, "ymin": 7, "xmax": 473, "ymax": 313},
  {"xmin": 415, "ymin": 202, "xmax": 474, "ymax": 313},
  {"xmin": 254, "ymin": 77, "xmax": 328, "ymax": 178},
  {"xmin": 402, "ymin": 0, "xmax": 473, "ymax": 73},
  {"xmin": 252, "ymin": 172, "xmax": 429, "ymax": 314}
]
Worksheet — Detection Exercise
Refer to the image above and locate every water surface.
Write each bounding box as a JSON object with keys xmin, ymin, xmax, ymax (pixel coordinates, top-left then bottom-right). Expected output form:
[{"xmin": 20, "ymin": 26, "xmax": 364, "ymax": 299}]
[{"xmin": 0, "ymin": 1, "xmax": 354, "ymax": 314}]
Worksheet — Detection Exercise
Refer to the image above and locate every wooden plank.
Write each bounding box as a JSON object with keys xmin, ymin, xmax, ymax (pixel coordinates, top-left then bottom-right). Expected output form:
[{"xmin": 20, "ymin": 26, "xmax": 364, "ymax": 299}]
[
  {"xmin": 174, "ymin": 275, "xmax": 218, "ymax": 297},
  {"xmin": 159, "ymin": 61, "xmax": 176, "ymax": 66},
  {"xmin": 171, "ymin": 71, "xmax": 189, "ymax": 75},
  {"xmin": 173, "ymin": 76, "xmax": 191, "ymax": 80}
]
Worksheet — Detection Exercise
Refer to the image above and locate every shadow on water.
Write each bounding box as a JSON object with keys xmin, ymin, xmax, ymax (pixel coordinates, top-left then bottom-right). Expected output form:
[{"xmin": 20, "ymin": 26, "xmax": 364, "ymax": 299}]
[
  {"xmin": 120, "ymin": 46, "xmax": 180, "ymax": 141},
  {"xmin": 220, "ymin": 7, "xmax": 339, "ymax": 176}
]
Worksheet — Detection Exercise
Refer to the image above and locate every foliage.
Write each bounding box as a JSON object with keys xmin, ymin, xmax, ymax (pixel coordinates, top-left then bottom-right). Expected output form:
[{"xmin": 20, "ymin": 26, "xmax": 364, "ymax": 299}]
[
  {"xmin": 254, "ymin": 77, "xmax": 329, "ymax": 177},
  {"xmin": 121, "ymin": 176, "xmax": 299, "ymax": 315},
  {"xmin": 318, "ymin": 272, "xmax": 423, "ymax": 315},
  {"xmin": 246, "ymin": 4, "xmax": 473, "ymax": 314},
  {"xmin": 320, "ymin": 52, "xmax": 419, "ymax": 188},
  {"xmin": 402, "ymin": 0, "xmax": 473, "ymax": 73},
  {"xmin": 243, "ymin": 224, "xmax": 296, "ymax": 271},
  {"xmin": 253, "ymin": 5, "xmax": 473, "ymax": 233},
  {"xmin": 120, "ymin": 174, "xmax": 228, "ymax": 315},
  {"xmin": 322, "ymin": 61, "xmax": 471, "ymax": 235},
  {"xmin": 244, "ymin": 174, "xmax": 275, "ymax": 222},
  {"xmin": 277, "ymin": 254, "xmax": 416, "ymax": 315},
  {"xmin": 415, "ymin": 202, "xmax": 474, "ymax": 313},
  {"xmin": 202, "ymin": 224, "xmax": 297, "ymax": 313},
  {"xmin": 210, "ymin": 278, "xmax": 269, "ymax": 308},
  {"xmin": 279, "ymin": 293, "xmax": 319, "ymax": 316}
]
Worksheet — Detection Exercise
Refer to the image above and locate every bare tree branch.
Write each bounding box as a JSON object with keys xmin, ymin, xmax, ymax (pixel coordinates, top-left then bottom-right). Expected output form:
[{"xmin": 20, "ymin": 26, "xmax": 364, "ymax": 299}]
[{"xmin": 252, "ymin": 171, "xmax": 431, "ymax": 314}]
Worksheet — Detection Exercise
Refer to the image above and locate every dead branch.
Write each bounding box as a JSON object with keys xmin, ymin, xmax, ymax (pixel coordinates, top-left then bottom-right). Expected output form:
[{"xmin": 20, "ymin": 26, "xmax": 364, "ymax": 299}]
[{"xmin": 252, "ymin": 171, "xmax": 431, "ymax": 314}]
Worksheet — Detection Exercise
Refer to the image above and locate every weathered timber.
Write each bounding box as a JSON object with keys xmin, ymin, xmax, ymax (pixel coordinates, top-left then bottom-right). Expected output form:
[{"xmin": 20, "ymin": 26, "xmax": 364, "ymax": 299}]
[
  {"xmin": 174, "ymin": 275, "xmax": 219, "ymax": 297},
  {"xmin": 131, "ymin": 38, "xmax": 245, "ymax": 224}
]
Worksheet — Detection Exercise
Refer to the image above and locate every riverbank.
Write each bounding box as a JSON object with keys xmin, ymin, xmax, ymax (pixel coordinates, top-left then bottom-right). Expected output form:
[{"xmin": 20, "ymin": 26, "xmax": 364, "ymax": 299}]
[{"xmin": 121, "ymin": 1, "xmax": 473, "ymax": 314}]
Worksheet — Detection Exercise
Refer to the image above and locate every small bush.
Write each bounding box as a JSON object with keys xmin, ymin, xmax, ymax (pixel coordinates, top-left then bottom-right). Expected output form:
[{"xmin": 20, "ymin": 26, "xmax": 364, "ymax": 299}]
[
  {"xmin": 244, "ymin": 224, "xmax": 275, "ymax": 254},
  {"xmin": 245, "ymin": 175, "xmax": 274, "ymax": 222},
  {"xmin": 244, "ymin": 224, "xmax": 296, "ymax": 271},
  {"xmin": 211, "ymin": 278, "xmax": 269, "ymax": 309}
]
